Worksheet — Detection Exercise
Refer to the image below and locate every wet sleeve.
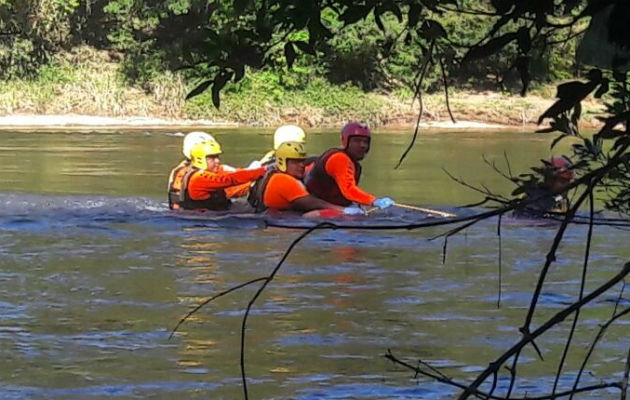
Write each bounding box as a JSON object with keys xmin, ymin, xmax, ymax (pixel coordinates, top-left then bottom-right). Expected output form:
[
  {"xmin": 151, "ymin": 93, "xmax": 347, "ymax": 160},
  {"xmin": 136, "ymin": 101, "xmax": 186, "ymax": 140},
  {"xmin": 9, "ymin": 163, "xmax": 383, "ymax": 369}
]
[
  {"xmin": 324, "ymin": 152, "xmax": 376, "ymax": 206},
  {"xmin": 190, "ymin": 168, "xmax": 266, "ymax": 196},
  {"xmin": 225, "ymin": 182, "xmax": 252, "ymax": 199}
]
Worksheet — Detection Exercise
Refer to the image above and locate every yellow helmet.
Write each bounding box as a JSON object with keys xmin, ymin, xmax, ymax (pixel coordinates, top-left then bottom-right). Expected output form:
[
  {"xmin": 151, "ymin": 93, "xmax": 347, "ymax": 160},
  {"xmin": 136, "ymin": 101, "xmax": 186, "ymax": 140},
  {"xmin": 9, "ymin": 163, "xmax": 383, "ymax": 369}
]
[
  {"xmin": 275, "ymin": 141, "xmax": 307, "ymax": 172},
  {"xmin": 182, "ymin": 131, "xmax": 215, "ymax": 159},
  {"xmin": 190, "ymin": 140, "xmax": 222, "ymax": 169},
  {"xmin": 273, "ymin": 125, "xmax": 306, "ymax": 150}
]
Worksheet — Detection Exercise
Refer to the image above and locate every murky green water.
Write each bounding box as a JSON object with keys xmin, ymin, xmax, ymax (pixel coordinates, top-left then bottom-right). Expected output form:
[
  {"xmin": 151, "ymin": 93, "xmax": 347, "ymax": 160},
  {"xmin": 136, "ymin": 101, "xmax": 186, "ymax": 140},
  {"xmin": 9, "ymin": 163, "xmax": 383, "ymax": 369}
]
[{"xmin": 0, "ymin": 129, "xmax": 628, "ymax": 399}]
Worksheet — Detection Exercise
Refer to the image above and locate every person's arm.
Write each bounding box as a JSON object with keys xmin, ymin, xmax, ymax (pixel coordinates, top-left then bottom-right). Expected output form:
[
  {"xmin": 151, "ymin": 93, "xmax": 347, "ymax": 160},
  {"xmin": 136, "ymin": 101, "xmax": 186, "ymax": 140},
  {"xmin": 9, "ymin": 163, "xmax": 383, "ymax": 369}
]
[
  {"xmin": 291, "ymin": 195, "xmax": 344, "ymax": 212},
  {"xmin": 265, "ymin": 174, "xmax": 344, "ymax": 212},
  {"xmin": 225, "ymin": 182, "xmax": 252, "ymax": 199},
  {"xmin": 189, "ymin": 168, "xmax": 265, "ymax": 199},
  {"xmin": 197, "ymin": 168, "xmax": 265, "ymax": 189},
  {"xmin": 325, "ymin": 152, "xmax": 377, "ymax": 206}
]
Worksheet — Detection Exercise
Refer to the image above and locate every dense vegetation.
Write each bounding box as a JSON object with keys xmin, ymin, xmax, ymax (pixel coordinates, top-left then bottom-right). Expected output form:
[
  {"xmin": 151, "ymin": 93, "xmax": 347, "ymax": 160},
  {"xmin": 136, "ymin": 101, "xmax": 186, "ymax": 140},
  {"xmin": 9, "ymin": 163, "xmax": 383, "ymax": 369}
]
[{"xmin": 0, "ymin": 0, "xmax": 583, "ymax": 96}]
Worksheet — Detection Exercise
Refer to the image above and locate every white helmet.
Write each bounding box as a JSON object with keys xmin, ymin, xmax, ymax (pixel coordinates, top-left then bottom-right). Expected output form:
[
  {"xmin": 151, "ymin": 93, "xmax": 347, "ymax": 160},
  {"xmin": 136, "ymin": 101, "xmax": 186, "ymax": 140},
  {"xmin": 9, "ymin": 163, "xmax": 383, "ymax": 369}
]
[
  {"xmin": 273, "ymin": 125, "xmax": 306, "ymax": 151},
  {"xmin": 183, "ymin": 131, "xmax": 215, "ymax": 159}
]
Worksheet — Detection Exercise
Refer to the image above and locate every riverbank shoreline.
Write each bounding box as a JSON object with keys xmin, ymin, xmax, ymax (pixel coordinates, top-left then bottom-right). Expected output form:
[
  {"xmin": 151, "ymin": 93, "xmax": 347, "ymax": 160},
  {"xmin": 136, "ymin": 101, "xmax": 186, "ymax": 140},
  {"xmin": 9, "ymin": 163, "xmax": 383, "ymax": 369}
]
[
  {"xmin": 0, "ymin": 114, "xmax": 523, "ymax": 132},
  {"xmin": 0, "ymin": 48, "xmax": 605, "ymax": 132}
]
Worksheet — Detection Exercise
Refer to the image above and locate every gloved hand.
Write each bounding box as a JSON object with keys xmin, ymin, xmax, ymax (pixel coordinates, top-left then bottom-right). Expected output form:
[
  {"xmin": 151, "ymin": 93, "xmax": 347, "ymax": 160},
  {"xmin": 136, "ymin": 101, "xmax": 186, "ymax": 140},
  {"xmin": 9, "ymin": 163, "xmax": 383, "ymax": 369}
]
[
  {"xmin": 343, "ymin": 207, "xmax": 365, "ymax": 216},
  {"xmin": 373, "ymin": 197, "xmax": 394, "ymax": 209}
]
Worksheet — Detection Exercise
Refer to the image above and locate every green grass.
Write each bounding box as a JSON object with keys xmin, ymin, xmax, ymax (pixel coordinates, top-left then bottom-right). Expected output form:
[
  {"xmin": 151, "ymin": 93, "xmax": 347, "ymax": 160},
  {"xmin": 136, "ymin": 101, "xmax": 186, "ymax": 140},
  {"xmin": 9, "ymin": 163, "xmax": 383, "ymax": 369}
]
[{"xmin": 0, "ymin": 47, "xmax": 605, "ymax": 128}]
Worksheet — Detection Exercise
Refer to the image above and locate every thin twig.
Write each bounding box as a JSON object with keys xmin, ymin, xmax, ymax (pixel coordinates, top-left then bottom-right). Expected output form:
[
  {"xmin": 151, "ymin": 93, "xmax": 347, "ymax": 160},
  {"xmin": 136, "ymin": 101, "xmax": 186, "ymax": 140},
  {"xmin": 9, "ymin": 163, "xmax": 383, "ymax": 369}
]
[
  {"xmin": 613, "ymin": 282, "xmax": 627, "ymax": 317},
  {"xmin": 439, "ymin": 56, "xmax": 456, "ymax": 123},
  {"xmin": 505, "ymin": 182, "xmax": 592, "ymax": 398},
  {"xmin": 483, "ymin": 154, "xmax": 516, "ymax": 183},
  {"xmin": 497, "ymin": 214, "xmax": 502, "ymax": 308},
  {"xmin": 169, "ymin": 277, "xmax": 269, "ymax": 340},
  {"xmin": 570, "ymin": 307, "xmax": 630, "ymax": 400},
  {"xmin": 552, "ymin": 190, "xmax": 594, "ymax": 395},
  {"xmin": 443, "ymin": 167, "xmax": 511, "ymax": 203},
  {"xmin": 386, "ymin": 349, "xmax": 622, "ymax": 400},
  {"xmin": 458, "ymin": 261, "xmax": 630, "ymax": 399},
  {"xmin": 396, "ymin": 40, "xmax": 435, "ymax": 170},
  {"xmin": 240, "ymin": 222, "xmax": 335, "ymax": 400},
  {"xmin": 504, "ymin": 151, "xmax": 513, "ymax": 178},
  {"xmin": 621, "ymin": 341, "xmax": 630, "ymax": 400}
]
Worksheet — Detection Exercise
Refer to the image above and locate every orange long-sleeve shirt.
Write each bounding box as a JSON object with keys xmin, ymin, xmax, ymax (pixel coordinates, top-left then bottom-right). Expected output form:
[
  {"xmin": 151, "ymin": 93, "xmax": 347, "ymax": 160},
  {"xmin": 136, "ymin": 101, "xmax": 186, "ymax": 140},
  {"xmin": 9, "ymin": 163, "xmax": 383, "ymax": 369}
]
[
  {"xmin": 325, "ymin": 152, "xmax": 376, "ymax": 206},
  {"xmin": 188, "ymin": 167, "xmax": 266, "ymax": 200}
]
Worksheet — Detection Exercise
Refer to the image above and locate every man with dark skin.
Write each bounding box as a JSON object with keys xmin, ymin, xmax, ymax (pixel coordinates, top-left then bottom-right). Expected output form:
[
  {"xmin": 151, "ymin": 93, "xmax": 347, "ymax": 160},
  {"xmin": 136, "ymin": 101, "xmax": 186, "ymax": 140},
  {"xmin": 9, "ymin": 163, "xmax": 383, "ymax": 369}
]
[
  {"xmin": 252, "ymin": 141, "xmax": 364, "ymax": 215},
  {"xmin": 305, "ymin": 122, "xmax": 394, "ymax": 209}
]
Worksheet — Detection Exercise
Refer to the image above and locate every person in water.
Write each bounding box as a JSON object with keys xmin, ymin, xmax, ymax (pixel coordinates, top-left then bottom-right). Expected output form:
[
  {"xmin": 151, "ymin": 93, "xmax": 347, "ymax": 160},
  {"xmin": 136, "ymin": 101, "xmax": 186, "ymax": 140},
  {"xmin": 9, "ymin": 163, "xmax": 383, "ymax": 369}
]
[
  {"xmin": 168, "ymin": 131, "xmax": 237, "ymax": 209},
  {"xmin": 174, "ymin": 139, "xmax": 267, "ymax": 211},
  {"xmin": 305, "ymin": 122, "xmax": 394, "ymax": 209},
  {"xmin": 515, "ymin": 155, "xmax": 575, "ymax": 216},
  {"xmin": 249, "ymin": 125, "xmax": 308, "ymax": 168},
  {"xmin": 248, "ymin": 141, "xmax": 364, "ymax": 215}
]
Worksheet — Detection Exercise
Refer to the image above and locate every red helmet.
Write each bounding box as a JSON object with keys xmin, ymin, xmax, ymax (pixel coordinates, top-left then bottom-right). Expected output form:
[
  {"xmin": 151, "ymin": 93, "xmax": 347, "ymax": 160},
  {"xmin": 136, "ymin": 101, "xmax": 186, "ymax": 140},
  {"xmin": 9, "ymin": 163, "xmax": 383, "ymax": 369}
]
[
  {"xmin": 341, "ymin": 122, "xmax": 371, "ymax": 148},
  {"xmin": 546, "ymin": 156, "xmax": 574, "ymax": 180}
]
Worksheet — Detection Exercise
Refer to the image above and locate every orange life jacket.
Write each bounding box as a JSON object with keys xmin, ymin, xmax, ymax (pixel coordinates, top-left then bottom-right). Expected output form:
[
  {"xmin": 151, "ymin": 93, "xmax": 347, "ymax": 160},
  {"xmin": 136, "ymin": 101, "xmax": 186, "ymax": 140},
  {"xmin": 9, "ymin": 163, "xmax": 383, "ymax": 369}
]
[
  {"xmin": 247, "ymin": 167, "xmax": 280, "ymax": 213},
  {"xmin": 177, "ymin": 167, "xmax": 231, "ymax": 211},
  {"xmin": 304, "ymin": 148, "xmax": 361, "ymax": 207},
  {"xmin": 168, "ymin": 160, "xmax": 189, "ymax": 210}
]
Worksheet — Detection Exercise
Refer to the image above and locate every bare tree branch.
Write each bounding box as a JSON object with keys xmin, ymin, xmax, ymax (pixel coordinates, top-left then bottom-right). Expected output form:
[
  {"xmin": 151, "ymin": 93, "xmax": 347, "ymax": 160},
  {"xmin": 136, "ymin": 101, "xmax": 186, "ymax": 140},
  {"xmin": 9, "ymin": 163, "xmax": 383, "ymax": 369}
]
[
  {"xmin": 552, "ymin": 190, "xmax": 595, "ymax": 395},
  {"xmin": 458, "ymin": 262, "xmax": 630, "ymax": 399}
]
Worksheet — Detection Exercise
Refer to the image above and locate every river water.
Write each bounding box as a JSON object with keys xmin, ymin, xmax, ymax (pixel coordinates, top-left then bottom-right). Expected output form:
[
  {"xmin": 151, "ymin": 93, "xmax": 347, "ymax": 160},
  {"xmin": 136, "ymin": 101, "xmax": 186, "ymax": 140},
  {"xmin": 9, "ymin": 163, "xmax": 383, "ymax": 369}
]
[{"xmin": 0, "ymin": 129, "xmax": 628, "ymax": 400}]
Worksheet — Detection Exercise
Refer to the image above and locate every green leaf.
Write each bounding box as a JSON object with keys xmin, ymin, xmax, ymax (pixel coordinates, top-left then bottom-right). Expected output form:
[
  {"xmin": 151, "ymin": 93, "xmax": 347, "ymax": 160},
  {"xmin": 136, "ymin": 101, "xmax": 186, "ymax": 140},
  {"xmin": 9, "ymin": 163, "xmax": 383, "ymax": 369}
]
[
  {"xmin": 211, "ymin": 71, "xmax": 234, "ymax": 108},
  {"xmin": 462, "ymin": 32, "xmax": 518, "ymax": 64},
  {"xmin": 185, "ymin": 80, "xmax": 212, "ymax": 100},
  {"xmin": 419, "ymin": 19, "xmax": 447, "ymax": 40},
  {"xmin": 375, "ymin": 14, "xmax": 385, "ymax": 32},
  {"xmin": 293, "ymin": 41, "xmax": 316, "ymax": 56},
  {"xmin": 339, "ymin": 4, "xmax": 372, "ymax": 25},
  {"xmin": 571, "ymin": 102, "xmax": 582, "ymax": 125},
  {"xmin": 598, "ymin": 129, "xmax": 625, "ymax": 139},
  {"xmin": 594, "ymin": 78, "xmax": 609, "ymax": 98}
]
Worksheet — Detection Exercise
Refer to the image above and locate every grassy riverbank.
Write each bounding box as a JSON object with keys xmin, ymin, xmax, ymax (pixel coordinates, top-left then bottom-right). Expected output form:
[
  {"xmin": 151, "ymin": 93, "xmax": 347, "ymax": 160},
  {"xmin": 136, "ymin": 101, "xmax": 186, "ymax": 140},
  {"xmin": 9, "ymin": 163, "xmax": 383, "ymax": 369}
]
[{"xmin": 0, "ymin": 47, "xmax": 603, "ymax": 129}]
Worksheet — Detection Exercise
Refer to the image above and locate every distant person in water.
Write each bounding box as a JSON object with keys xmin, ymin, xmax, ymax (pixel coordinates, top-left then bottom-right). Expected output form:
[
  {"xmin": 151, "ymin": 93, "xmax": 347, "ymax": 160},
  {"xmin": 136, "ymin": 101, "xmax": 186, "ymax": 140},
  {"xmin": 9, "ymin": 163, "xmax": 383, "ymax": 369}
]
[
  {"xmin": 248, "ymin": 141, "xmax": 363, "ymax": 215},
  {"xmin": 515, "ymin": 155, "xmax": 575, "ymax": 216},
  {"xmin": 172, "ymin": 139, "xmax": 267, "ymax": 211},
  {"xmin": 304, "ymin": 121, "xmax": 394, "ymax": 210},
  {"xmin": 167, "ymin": 131, "xmax": 237, "ymax": 209}
]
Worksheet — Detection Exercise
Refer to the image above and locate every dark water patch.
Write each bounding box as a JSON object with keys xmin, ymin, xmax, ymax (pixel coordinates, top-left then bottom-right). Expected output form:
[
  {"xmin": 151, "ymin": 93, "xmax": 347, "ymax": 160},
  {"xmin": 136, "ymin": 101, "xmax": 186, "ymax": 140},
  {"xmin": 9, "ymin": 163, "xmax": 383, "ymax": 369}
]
[
  {"xmin": 297, "ymin": 381, "xmax": 455, "ymax": 399},
  {"xmin": 0, "ymin": 381, "xmax": 221, "ymax": 400},
  {"xmin": 6, "ymin": 328, "xmax": 172, "ymax": 357},
  {"xmin": 276, "ymin": 332, "xmax": 349, "ymax": 347}
]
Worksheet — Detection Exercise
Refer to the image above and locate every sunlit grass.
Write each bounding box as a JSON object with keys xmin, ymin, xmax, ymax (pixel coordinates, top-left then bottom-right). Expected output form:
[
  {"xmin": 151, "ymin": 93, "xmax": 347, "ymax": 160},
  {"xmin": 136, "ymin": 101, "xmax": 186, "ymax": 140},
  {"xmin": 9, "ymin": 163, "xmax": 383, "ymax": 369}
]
[{"xmin": 0, "ymin": 46, "xmax": 606, "ymax": 129}]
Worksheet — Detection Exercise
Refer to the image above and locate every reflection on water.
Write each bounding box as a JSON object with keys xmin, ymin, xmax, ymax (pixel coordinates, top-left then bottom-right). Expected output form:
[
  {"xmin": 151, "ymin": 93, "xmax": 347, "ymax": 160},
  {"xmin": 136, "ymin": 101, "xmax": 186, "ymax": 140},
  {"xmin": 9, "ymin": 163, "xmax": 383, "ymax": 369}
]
[{"xmin": 0, "ymin": 130, "xmax": 628, "ymax": 399}]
